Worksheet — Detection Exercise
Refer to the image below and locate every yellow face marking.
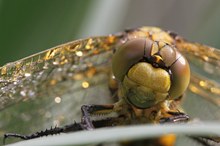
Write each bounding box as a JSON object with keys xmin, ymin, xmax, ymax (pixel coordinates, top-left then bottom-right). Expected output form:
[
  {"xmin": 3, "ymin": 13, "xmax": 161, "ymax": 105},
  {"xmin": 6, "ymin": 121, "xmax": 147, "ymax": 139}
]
[{"xmin": 127, "ymin": 62, "xmax": 171, "ymax": 93}]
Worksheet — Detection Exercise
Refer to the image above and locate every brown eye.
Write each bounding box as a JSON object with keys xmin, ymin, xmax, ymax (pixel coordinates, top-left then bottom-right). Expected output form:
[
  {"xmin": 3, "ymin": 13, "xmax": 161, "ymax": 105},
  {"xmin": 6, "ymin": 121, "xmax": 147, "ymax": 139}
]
[
  {"xmin": 169, "ymin": 52, "xmax": 190, "ymax": 99},
  {"xmin": 160, "ymin": 45, "xmax": 176, "ymax": 67},
  {"xmin": 112, "ymin": 38, "xmax": 153, "ymax": 81}
]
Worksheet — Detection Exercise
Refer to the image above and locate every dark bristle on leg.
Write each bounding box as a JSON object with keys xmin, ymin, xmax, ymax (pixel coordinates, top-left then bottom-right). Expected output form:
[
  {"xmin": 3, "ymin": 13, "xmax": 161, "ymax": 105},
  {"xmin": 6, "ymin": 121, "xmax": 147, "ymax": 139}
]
[
  {"xmin": 3, "ymin": 122, "xmax": 82, "ymax": 145},
  {"xmin": 3, "ymin": 116, "xmax": 123, "ymax": 145}
]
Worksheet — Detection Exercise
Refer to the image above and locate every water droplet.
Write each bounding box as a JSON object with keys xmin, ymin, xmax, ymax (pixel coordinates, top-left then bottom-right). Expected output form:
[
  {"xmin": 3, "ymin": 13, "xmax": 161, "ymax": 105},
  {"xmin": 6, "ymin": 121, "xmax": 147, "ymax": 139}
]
[
  {"xmin": 54, "ymin": 96, "xmax": 61, "ymax": 103},
  {"xmin": 53, "ymin": 60, "xmax": 59, "ymax": 65},
  {"xmin": 199, "ymin": 81, "xmax": 206, "ymax": 87},
  {"xmin": 20, "ymin": 90, "xmax": 26, "ymax": 97},
  {"xmin": 75, "ymin": 51, "xmax": 83, "ymax": 57},
  {"xmin": 24, "ymin": 73, "xmax": 31, "ymax": 77},
  {"xmin": 82, "ymin": 81, "xmax": 89, "ymax": 88}
]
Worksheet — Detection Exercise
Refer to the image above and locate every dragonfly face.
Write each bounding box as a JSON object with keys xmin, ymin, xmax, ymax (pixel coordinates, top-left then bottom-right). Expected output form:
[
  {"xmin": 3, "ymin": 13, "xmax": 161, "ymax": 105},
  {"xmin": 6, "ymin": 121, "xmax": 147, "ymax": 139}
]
[
  {"xmin": 112, "ymin": 38, "xmax": 190, "ymax": 108},
  {"xmin": 1, "ymin": 26, "xmax": 220, "ymax": 145}
]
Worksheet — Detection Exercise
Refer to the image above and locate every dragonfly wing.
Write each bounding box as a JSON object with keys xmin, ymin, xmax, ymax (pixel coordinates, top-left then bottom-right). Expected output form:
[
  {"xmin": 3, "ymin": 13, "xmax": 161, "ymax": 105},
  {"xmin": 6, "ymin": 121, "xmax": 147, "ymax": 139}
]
[
  {"xmin": 175, "ymin": 39, "xmax": 220, "ymax": 121},
  {"xmin": 0, "ymin": 35, "xmax": 123, "ymax": 142}
]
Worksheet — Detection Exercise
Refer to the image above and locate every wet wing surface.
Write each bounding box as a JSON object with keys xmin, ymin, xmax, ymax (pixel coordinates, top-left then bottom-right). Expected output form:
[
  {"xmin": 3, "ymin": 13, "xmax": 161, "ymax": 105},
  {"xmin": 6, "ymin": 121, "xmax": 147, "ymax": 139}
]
[{"xmin": 0, "ymin": 36, "xmax": 122, "ymax": 143}]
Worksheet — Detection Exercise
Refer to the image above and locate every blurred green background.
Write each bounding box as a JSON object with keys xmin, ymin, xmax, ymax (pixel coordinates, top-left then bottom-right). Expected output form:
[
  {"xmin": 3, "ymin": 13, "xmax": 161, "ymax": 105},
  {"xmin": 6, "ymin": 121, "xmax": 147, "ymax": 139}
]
[{"xmin": 0, "ymin": 0, "xmax": 220, "ymax": 65}]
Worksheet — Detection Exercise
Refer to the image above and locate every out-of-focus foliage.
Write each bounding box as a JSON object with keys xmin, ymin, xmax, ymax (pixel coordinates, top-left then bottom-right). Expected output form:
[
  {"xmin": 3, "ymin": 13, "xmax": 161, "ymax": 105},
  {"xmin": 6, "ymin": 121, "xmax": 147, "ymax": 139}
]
[{"xmin": 0, "ymin": 0, "xmax": 91, "ymax": 65}]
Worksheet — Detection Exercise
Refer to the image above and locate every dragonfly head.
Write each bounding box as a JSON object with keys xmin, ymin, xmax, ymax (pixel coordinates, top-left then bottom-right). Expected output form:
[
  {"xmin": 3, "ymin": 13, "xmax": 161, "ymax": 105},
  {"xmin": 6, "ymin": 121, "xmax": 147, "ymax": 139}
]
[{"xmin": 112, "ymin": 38, "xmax": 190, "ymax": 109}]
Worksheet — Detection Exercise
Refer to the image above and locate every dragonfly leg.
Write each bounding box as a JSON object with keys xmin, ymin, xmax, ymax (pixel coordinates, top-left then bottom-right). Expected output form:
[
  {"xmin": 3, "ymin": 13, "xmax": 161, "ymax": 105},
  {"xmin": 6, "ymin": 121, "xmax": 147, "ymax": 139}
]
[
  {"xmin": 3, "ymin": 116, "xmax": 123, "ymax": 144},
  {"xmin": 3, "ymin": 122, "xmax": 83, "ymax": 144},
  {"xmin": 159, "ymin": 111, "xmax": 189, "ymax": 124},
  {"xmin": 81, "ymin": 104, "xmax": 114, "ymax": 130}
]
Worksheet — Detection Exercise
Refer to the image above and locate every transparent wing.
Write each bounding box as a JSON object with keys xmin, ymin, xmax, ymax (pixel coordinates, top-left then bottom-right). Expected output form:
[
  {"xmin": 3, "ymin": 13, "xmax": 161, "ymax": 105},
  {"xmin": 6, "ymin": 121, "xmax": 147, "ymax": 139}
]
[
  {"xmin": 175, "ymin": 38, "xmax": 220, "ymax": 121},
  {"xmin": 0, "ymin": 35, "xmax": 123, "ymax": 143}
]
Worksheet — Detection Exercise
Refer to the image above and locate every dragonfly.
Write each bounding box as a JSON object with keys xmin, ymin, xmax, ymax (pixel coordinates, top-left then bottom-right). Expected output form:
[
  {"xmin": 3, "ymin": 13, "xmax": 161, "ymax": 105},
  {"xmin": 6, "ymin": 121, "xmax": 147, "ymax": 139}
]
[{"xmin": 1, "ymin": 27, "xmax": 220, "ymax": 146}]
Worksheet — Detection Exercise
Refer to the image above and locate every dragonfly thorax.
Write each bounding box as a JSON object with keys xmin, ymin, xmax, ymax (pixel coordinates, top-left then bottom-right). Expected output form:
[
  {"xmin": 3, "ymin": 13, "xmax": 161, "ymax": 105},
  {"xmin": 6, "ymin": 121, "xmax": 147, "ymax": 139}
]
[{"xmin": 121, "ymin": 62, "xmax": 171, "ymax": 109}]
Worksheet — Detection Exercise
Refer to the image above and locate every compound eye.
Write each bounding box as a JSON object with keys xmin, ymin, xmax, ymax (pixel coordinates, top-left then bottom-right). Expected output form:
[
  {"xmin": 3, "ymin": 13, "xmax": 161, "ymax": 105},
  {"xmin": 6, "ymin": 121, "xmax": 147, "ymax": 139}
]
[
  {"xmin": 160, "ymin": 45, "xmax": 176, "ymax": 67},
  {"xmin": 169, "ymin": 52, "xmax": 190, "ymax": 99},
  {"xmin": 112, "ymin": 38, "xmax": 153, "ymax": 81}
]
